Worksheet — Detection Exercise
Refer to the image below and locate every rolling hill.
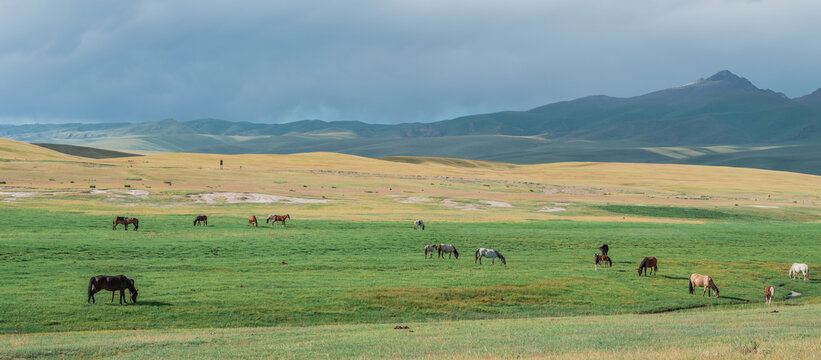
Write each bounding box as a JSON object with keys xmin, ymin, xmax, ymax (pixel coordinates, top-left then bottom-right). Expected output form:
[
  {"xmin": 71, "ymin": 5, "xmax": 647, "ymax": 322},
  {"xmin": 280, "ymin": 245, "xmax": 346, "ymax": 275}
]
[{"xmin": 2, "ymin": 70, "xmax": 820, "ymax": 174}]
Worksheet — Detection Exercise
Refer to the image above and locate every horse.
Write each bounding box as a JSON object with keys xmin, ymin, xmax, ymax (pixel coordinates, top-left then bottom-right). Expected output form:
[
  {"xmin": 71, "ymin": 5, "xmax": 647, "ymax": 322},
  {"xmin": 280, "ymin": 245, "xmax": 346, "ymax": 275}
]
[
  {"xmin": 113, "ymin": 216, "xmax": 139, "ymax": 231},
  {"xmin": 413, "ymin": 220, "xmax": 425, "ymax": 230},
  {"xmin": 266, "ymin": 214, "xmax": 290, "ymax": 226},
  {"xmin": 637, "ymin": 257, "xmax": 657, "ymax": 276},
  {"xmin": 475, "ymin": 248, "xmax": 505, "ymax": 265},
  {"xmin": 789, "ymin": 263, "xmax": 809, "ymax": 280},
  {"xmin": 248, "ymin": 215, "xmax": 258, "ymax": 228},
  {"xmin": 689, "ymin": 273, "xmax": 719, "ymax": 298},
  {"xmin": 599, "ymin": 244, "xmax": 609, "ymax": 256},
  {"xmin": 193, "ymin": 215, "xmax": 207, "ymax": 226},
  {"xmin": 424, "ymin": 244, "xmax": 439, "ymax": 259},
  {"xmin": 594, "ymin": 253, "xmax": 612, "ymax": 270},
  {"xmin": 764, "ymin": 286, "xmax": 774, "ymax": 305},
  {"xmin": 88, "ymin": 275, "xmax": 138, "ymax": 304},
  {"xmin": 438, "ymin": 244, "xmax": 459, "ymax": 259}
]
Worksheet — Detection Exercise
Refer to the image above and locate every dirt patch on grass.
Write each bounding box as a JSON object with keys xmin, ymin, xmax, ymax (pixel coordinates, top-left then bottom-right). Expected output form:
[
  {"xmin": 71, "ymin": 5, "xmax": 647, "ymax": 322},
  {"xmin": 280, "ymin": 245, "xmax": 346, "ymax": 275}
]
[
  {"xmin": 397, "ymin": 196, "xmax": 432, "ymax": 204},
  {"xmin": 481, "ymin": 200, "xmax": 512, "ymax": 208},
  {"xmin": 538, "ymin": 207, "xmax": 567, "ymax": 213},
  {"xmin": 188, "ymin": 192, "xmax": 332, "ymax": 204},
  {"xmin": 441, "ymin": 199, "xmax": 482, "ymax": 211},
  {"xmin": 0, "ymin": 191, "xmax": 37, "ymax": 202}
]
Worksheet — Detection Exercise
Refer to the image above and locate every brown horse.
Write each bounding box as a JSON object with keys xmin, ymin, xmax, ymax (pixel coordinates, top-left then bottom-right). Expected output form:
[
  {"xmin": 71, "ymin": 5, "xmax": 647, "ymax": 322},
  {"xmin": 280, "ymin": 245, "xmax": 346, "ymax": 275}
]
[
  {"xmin": 248, "ymin": 215, "xmax": 258, "ymax": 228},
  {"xmin": 594, "ymin": 253, "xmax": 612, "ymax": 270},
  {"xmin": 267, "ymin": 214, "xmax": 290, "ymax": 226},
  {"xmin": 88, "ymin": 275, "xmax": 138, "ymax": 304},
  {"xmin": 637, "ymin": 257, "xmax": 658, "ymax": 276},
  {"xmin": 424, "ymin": 244, "xmax": 439, "ymax": 259},
  {"xmin": 689, "ymin": 273, "xmax": 719, "ymax": 298},
  {"xmin": 113, "ymin": 216, "xmax": 139, "ymax": 231},
  {"xmin": 193, "ymin": 215, "xmax": 207, "ymax": 226},
  {"xmin": 764, "ymin": 286, "xmax": 774, "ymax": 305}
]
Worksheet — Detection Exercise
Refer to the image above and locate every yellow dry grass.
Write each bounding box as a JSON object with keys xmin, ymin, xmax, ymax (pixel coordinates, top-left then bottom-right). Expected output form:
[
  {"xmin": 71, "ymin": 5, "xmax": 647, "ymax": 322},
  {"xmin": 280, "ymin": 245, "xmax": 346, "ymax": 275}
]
[{"xmin": 1, "ymin": 137, "xmax": 819, "ymax": 222}]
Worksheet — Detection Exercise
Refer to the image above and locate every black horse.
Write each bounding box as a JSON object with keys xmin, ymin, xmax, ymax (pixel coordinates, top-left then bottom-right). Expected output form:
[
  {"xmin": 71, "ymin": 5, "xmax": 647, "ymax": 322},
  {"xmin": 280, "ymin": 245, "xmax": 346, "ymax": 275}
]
[
  {"xmin": 88, "ymin": 275, "xmax": 138, "ymax": 304},
  {"xmin": 193, "ymin": 215, "xmax": 208, "ymax": 226},
  {"xmin": 599, "ymin": 244, "xmax": 609, "ymax": 256}
]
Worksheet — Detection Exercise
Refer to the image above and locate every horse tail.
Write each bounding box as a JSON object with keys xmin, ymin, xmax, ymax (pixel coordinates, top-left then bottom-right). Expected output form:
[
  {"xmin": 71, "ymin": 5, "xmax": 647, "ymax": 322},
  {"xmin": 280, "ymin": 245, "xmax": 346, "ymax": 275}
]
[
  {"xmin": 688, "ymin": 278, "xmax": 694, "ymax": 294},
  {"xmin": 474, "ymin": 248, "xmax": 480, "ymax": 263},
  {"xmin": 88, "ymin": 277, "xmax": 95, "ymax": 303}
]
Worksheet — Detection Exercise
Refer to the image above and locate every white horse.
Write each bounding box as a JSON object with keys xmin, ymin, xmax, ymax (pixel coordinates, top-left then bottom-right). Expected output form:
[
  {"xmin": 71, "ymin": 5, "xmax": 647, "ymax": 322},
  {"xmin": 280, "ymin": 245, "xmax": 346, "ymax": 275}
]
[
  {"xmin": 764, "ymin": 286, "xmax": 774, "ymax": 305},
  {"xmin": 413, "ymin": 220, "xmax": 425, "ymax": 230},
  {"xmin": 789, "ymin": 263, "xmax": 809, "ymax": 280},
  {"xmin": 475, "ymin": 248, "xmax": 505, "ymax": 265}
]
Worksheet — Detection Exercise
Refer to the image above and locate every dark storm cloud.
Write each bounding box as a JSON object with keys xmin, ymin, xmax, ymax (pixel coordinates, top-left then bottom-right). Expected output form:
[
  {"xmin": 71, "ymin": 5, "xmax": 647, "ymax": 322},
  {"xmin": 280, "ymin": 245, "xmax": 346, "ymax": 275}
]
[{"xmin": 1, "ymin": 0, "xmax": 820, "ymax": 124}]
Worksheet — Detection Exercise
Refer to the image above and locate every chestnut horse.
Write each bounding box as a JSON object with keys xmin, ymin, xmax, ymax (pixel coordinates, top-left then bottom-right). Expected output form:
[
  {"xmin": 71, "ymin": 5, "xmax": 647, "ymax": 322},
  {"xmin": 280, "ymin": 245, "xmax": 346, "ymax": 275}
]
[
  {"xmin": 689, "ymin": 273, "xmax": 719, "ymax": 298},
  {"xmin": 764, "ymin": 286, "xmax": 774, "ymax": 305},
  {"xmin": 266, "ymin": 214, "xmax": 290, "ymax": 226},
  {"xmin": 88, "ymin": 275, "xmax": 138, "ymax": 304},
  {"xmin": 637, "ymin": 257, "xmax": 657, "ymax": 276},
  {"xmin": 113, "ymin": 216, "xmax": 139, "ymax": 231},
  {"xmin": 594, "ymin": 254, "xmax": 612, "ymax": 270},
  {"xmin": 248, "ymin": 215, "xmax": 258, "ymax": 228},
  {"xmin": 193, "ymin": 215, "xmax": 207, "ymax": 226}
]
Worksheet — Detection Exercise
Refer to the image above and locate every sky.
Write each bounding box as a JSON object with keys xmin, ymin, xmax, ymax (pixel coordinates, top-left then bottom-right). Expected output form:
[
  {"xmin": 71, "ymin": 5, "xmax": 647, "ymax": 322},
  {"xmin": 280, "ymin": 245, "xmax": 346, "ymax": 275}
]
[{"xmin": 1, "ymin": 0, "xmax": 821, "ymax": 125}]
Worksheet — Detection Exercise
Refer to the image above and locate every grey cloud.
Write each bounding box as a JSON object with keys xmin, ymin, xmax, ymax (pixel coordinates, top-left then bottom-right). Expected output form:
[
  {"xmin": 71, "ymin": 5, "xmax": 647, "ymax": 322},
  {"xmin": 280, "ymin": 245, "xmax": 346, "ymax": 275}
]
[{"xmin": 1, "ymin": 0, "xmax": 820, "ymax": 124}]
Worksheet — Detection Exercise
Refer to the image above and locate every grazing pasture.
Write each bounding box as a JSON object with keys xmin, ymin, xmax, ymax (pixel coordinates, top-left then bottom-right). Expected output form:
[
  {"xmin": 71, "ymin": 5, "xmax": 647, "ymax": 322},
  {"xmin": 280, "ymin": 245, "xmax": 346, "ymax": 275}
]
[{"xmin": 0, "ymin": 207, "xmax": 819, "ymax": 335}]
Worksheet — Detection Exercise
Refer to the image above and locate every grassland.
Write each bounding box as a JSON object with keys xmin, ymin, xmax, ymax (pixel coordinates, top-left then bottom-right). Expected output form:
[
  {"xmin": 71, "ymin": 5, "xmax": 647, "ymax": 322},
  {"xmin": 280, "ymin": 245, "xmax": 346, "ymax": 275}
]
[{"xmin": 1, "ymin": 137, "xmax": 820, "ymax": 358}]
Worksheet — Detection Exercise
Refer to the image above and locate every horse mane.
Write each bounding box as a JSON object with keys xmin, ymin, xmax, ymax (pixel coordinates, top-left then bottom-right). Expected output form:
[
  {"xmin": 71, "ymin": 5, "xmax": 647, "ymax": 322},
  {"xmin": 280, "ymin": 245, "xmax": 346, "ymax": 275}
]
[
  {"xmin": 638, "ymin": 257, "xmax": 648, "ymax": 270},
  {"xmin": 495, "ymin": 250, "xmax": 505, "ymax": 261},
  {"xmin": 453, "ymin": 247, "xmax": 459, "ymax": 258}
]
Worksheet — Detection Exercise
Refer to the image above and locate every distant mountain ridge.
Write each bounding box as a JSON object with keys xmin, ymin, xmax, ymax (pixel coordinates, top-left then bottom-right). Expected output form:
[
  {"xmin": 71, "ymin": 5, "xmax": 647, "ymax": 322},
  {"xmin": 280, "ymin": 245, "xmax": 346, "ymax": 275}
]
[{"xmin": 2, "ymin": 70, "xmax": 821, "ymax": 174}]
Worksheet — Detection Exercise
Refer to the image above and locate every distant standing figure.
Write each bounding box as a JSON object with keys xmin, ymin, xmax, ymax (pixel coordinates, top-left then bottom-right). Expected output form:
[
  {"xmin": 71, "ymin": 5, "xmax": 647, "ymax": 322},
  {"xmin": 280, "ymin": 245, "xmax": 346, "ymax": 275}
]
[
  {"xmin": 424, "ymin": 244, "xmax": 438, "ymax": 259},
  {"xmin": 193, "ymin": 215, "xmax": 207, "ymax": 226},
  {"xmin": 764, "ymin": 286, "xmax": 774, "ymax": 305},
  {"xmin": 248, "ymin": 215, "xmax": 258, "ymax": 228},
  {"xmin": 599, "ymin": 244, "xmax": 609, "ymax": 256},
  {"xmin": 414, "ymin": 220, "xmax": 425, "ymax": 230},
  {"xmin": 789, "ymin": 263, "xmax": 809, "ymax": 280}
]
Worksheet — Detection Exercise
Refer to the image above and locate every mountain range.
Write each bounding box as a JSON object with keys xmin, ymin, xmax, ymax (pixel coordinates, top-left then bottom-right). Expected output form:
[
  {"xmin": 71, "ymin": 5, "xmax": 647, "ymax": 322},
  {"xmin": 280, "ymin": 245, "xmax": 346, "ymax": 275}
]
[{"xmin": 2, "ymin": 70, "xmax": 821, "ymax": 174}]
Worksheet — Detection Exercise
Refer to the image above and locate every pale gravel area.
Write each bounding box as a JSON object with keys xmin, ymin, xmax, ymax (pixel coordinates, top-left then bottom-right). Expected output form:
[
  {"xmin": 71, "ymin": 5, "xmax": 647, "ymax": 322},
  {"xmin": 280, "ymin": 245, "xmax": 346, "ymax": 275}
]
[
  {"xmin": 188, "ymin": 192, "xmax": 332, "ymax": 204},
  {"xmin": 441, "ymin": 199, "xmax": 482, "ymax": 211},
  {"xmin": 481, "ymin": 200, "xmax": 512, "ymax": 208},
  {"xmin": 749, "ymin": 205, "xmax": 780, "ymax": 209},
  {"xmin": 538, "ymin": 207, "xmax": 567, "ymax": 213},
  {"xmin": 398, "ymin": 196, "xmax": 433, "ymax": 204},
  {"xmin": 0, "ymin": 191, "xmax": 37, "ymax": 202}
]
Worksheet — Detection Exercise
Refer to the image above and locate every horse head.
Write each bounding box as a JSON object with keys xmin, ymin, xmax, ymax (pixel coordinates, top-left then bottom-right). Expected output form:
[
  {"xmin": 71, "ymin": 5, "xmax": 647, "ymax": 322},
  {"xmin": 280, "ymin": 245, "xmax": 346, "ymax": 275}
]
[{"xmin": 130, "ymin": 289, "xmax": 138, "ymax": 303}]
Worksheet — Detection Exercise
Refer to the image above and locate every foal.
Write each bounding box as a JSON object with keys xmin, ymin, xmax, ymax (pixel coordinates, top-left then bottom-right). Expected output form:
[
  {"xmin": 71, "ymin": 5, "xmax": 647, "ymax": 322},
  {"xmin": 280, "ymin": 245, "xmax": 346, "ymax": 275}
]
[{"xmin": 764, "ymin": 286, "xmax": 774, "ymax": 305}]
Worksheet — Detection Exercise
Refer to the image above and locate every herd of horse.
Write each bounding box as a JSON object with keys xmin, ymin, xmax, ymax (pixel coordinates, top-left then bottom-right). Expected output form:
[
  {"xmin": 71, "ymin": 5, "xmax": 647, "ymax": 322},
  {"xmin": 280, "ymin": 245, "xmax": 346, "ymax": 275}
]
[{"xmin": 97, "ymin": 217, "xmax": 810, "ymax": 306}]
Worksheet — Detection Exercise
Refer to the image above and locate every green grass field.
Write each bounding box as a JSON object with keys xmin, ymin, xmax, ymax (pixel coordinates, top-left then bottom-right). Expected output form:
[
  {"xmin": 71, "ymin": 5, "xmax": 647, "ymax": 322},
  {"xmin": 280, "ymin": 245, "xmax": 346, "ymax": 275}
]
[{"xmin": 1, "ymin": 207, "xmax": 818, "ymax": 336}]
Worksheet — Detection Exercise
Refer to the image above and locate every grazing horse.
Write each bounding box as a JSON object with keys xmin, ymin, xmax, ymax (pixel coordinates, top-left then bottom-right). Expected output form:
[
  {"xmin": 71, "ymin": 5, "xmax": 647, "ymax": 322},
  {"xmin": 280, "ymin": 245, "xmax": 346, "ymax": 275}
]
[
  {"xmin": 764, "ymin": 286, "xmax": 774, "ymax": 305},
  {"xmin": 475, "ymin": 248, "xmax": 505, "ymax": 265},
  {"xmin": 637, "ymin": 257, "xmax": 658, "ymax": 276},
  {"xmin": 266, "ymin": 214, "xmax": 290, "ymax": 226},
  {"xmin": 789, "ymin": 263, "xmax": 809, "ymax": 280},
  {"xmin": 424, "ymin": 244, "xmax": 439, "ymax": 259},
  {"xmin": 413, "ymin": 220, "xmax": 425, "ymax": 230},
  {"xmin": 88, "ymin": 275, "xmax": 138, "ymax": 304},
  {"xmin": 594, "ymin": 254, "xmax": 612, "ymax": 270},
  {"xmin": 113, "ymin": 216, "xmax": 139, "ymax": 231},
  {"xmin": 248, "ymin": 215, "xmax": 258, "ymax": 228},
  {"xmin": 599, "ymin": 244, "xmax": 609, "ymax": 256},
  {"xmin": 193, "ymin": 215, "xmax": 207, "ymax": 226},
  {"xmin": 689, "ymin": 273, "xmax": 719, "ymax": 298},
  {"xmin": 438, "ymin": 244, "xmax": 459, "ymax": 259}
]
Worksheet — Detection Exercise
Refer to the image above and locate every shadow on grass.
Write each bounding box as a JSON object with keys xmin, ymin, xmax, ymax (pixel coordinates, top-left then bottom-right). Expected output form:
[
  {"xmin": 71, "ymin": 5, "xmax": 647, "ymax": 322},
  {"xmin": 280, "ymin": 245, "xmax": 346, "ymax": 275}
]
[
  {"xmin": 719, "ymin": 296, "xmax": 749, "ymax": 302},
  {"xmin": 133, "ymin": 301, "xmax": 172, "ymax": 306},
  {"xmin": 660, "ymin": 275, "xmax": 689, "ymax": 280}
]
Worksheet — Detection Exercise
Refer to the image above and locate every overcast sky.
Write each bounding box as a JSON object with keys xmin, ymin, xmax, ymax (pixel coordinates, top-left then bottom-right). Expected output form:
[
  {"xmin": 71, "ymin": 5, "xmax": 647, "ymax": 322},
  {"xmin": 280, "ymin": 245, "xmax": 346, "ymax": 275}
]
[{"xmin": 1, "ymin": 0, "xmax": 820, "ymax": 125}]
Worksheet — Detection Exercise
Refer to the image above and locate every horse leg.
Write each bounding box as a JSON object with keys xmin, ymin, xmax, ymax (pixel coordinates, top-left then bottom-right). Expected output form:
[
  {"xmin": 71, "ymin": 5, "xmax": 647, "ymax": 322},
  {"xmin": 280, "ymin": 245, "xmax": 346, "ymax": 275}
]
[{"xmin": 111, "ymin": 291, "xmax": 116, "ymax": 303}]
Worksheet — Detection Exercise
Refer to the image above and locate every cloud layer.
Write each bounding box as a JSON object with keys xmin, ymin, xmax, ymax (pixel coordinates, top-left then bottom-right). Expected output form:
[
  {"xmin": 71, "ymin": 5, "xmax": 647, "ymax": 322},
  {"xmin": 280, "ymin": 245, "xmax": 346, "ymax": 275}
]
[{"xmin": 2, "ymin": 0, "xmax": 821, "ymax": 124}]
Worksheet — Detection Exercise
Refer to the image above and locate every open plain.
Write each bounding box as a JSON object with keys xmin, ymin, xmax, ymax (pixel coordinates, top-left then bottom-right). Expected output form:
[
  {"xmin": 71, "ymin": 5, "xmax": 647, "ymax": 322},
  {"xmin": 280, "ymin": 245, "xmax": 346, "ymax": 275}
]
[{"xmin": 1, "ymin": 138, "xmax": 820, "ymax": 358}]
